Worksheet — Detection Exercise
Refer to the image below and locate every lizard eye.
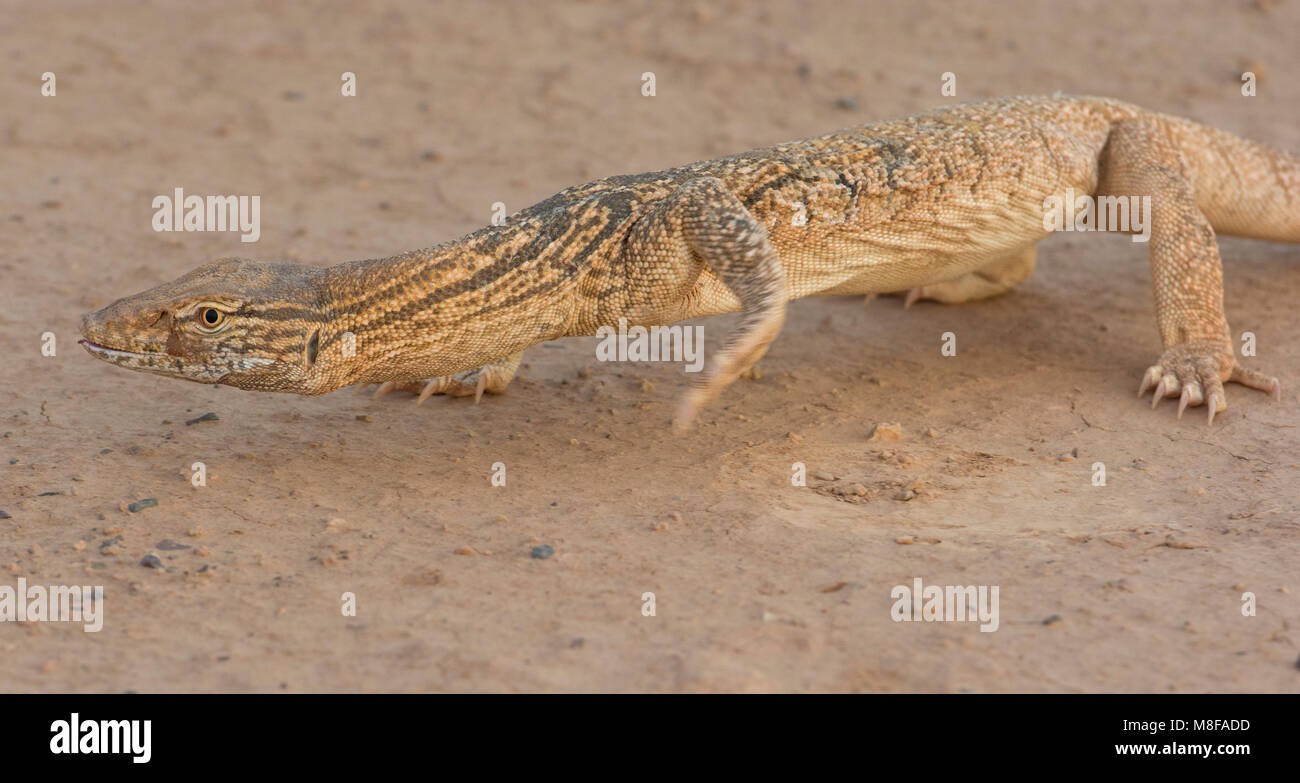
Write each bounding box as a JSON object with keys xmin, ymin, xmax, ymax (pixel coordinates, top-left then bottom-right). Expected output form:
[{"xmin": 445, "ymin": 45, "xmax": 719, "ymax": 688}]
[{"xmin": 197, "ymin": 307, "xmax": 226, "ymax": 330}]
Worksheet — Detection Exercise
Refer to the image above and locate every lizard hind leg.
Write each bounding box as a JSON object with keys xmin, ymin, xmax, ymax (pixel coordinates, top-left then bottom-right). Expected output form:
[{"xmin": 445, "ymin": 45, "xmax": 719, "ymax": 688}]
[
  {"xmin": 900, "ymin": 244, "xmax": 1038, "ymax": 308},
  {"xmin": 643, "ymin": 177, "xmax": 788, "ymax": 430}
]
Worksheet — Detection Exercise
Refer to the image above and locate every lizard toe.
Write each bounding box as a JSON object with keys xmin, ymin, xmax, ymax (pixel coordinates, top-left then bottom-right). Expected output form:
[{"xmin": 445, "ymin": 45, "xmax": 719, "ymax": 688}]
[
  {"xmin": 1150, "ymin": 373, "xmax": 1181, "ymax": 409},
  {"xmin": 1229, "ymin": 365, "xmax": 1282, "ymax": 400},
  {"xmin": 1137, "ymin": 365, "xmax": 1164, "ymax": 398}
]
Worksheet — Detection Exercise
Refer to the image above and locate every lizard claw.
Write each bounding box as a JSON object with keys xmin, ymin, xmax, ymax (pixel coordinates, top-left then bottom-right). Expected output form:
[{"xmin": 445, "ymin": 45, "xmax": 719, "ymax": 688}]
[
  {"xmin": 1137, "ymin": 365, "xmax": 1163, "ymax": 398},
  {"xmin": 416, "ymin": 379, "xmax": 440, "ymax": 406},
  {"xmin": 1138, "ymin": 342, "xmax": 1276, "ymax": 425},
  {"xmin": 373, "ymin": 381, "xmax": 396, "ymax": 400},
  {"xmin": 903, "ymin": 287, "xmax": 923, "ymax": 310},
  {"xmin": 1206, "ymin": 389, "xmax": 1226, "ymax": 426},
  {"xmin": 1176, "ymin": 382, "xmax": 1203, "ymax": 419}
]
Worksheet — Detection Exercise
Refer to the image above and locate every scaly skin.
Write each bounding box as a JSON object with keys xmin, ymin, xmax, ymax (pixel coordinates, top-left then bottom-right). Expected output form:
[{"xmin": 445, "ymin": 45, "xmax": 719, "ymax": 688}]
[{"xmin": 81, "ymin": 95, "xmax": 1294, "ymax": 426}]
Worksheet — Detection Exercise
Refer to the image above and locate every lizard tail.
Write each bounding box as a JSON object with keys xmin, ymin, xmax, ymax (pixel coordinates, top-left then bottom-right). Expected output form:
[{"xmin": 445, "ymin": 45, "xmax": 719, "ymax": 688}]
[{"xmin": 1166, "ymin": 115, "xmax": 1300, "ymax": 243}]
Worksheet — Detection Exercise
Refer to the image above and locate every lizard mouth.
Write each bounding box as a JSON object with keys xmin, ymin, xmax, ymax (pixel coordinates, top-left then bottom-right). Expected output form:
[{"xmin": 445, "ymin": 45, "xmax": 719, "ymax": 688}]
[
  {"xmin": 79, "ymin": 338, "xmax": 165, "ymax": 361},
  {"xmin": 78, "ymin": 337, "xmax": 208, "ymax": 380},
  {"xmin": 79, "ymin": 337, "xmax": 275, "ymax": 384}
]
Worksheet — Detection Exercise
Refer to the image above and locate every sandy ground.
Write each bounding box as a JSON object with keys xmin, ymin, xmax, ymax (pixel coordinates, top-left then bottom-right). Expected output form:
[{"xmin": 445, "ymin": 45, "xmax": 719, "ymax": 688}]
[{"xmin": 2, "ymin": 0, "xmax": 1298, "ymax": 692}]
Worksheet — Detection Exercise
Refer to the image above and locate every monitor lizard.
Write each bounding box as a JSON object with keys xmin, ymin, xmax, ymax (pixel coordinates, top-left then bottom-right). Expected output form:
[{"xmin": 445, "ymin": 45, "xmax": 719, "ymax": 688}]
[{"xmin": 80, "ymin": 94, "xmax": 1296, "ymax": 427}]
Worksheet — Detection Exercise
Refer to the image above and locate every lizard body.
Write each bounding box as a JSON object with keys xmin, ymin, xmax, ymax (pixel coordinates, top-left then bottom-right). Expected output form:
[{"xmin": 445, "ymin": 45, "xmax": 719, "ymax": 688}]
[{"xmin": 81, "ymin": 95, "xmax": 1296, "ymax": 425}]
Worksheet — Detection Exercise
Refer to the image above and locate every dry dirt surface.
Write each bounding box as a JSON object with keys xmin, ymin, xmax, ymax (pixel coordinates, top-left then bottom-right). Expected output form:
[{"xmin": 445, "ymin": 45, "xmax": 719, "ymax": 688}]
[{"xmin": 2, "ymin": 0, "xmax": 1298, "ymax": 692}]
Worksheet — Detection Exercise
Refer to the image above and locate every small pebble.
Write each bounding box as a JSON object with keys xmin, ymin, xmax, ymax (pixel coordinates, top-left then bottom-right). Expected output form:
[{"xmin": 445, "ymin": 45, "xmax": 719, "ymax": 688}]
[
  {"xmin": 140, "ymin": 553, "xmax": 164, "ymax": 569},
  {"xmin": 868, "ymin": 422, "xmax": 903, "ymax": 441},
  {"xmin": 128, "ymin": 498, "xmax": 158, "ymax": 513},
  {"xmin": 531, "ymin": 545, "xmax": 555, "ymax": 559},
  {"xmin": 185, "ymin": 412, "xmax": 220, "ymax": 426}
]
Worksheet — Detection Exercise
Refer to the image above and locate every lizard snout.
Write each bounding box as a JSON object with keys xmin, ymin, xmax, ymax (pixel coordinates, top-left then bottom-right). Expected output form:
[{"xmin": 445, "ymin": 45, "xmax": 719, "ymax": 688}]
[{"xmin": 80, "ymin": 300, "xmax": 169, "ymax": 353}]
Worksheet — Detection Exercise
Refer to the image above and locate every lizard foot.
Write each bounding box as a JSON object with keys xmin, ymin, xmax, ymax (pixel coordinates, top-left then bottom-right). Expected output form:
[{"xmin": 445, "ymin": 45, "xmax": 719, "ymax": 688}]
[
  {"xmin": 899, "ymin": 279, "xmax": 997, "ymax": 309},
  {"xmin": 861, "ymin": 288, "xmax": 929, "ymax": 309},
  {"xmin": 893, "ymin": 246, "xmax": 1039, "ymax": 308},
  {"xmin": 369, "ymin": 373, "xmax": 489, "ymax": 404},
  {"xmin": 360, "ymin": 353, "xmax": 523, "ymax": 406},
  {"xmin": 1136, "ymin": 342, "xmax": 1280, "ymax": 425},
  {"xmin": 673, "ymin": 309, "xmax": 783, "ymax": 431},
  {"xmin": 883, "ymin": 284, "xmax": 980, "ymax": 309}
]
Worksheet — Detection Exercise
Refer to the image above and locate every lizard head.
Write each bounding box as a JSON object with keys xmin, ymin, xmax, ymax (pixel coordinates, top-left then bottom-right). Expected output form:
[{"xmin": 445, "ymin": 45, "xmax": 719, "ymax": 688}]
[{"xmin": 80, "ymin": 258, "xmax": 336, "ymax": 394}]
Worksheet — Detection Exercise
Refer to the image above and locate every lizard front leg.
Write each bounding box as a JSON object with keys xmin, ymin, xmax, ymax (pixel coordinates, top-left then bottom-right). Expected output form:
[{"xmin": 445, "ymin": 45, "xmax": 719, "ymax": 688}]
[
  {"xmin": 1098, "ymin": 119, "xmax": 1280, "ymax": 424},
  {"xmin": 621, "ymin": 176, "xmax": 788, "ymax": 429},
  {"xmin": 366, "ymin": 352, "xmax": 523, "ymax": 405}
]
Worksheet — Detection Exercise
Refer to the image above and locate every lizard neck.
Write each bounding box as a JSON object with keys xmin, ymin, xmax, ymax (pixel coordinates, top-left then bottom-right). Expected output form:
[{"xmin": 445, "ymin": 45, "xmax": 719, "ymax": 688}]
[{"xmin": 311, "ymin": 231, "xmax": 574, "ymax": 390}]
